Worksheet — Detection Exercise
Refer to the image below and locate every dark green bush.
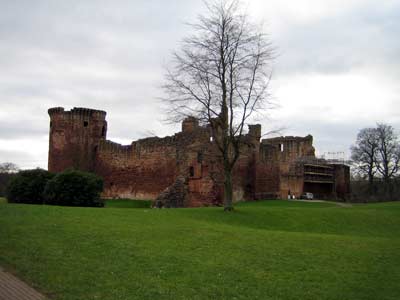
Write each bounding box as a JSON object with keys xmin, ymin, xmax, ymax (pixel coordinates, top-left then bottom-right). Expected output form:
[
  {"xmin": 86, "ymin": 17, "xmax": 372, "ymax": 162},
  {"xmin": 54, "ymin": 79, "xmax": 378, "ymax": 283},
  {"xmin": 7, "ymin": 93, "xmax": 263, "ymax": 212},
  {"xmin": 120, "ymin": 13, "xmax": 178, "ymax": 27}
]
[
  {"xmin": 44, "ymin": 169, "xmax": 104, "ymax": 207},
  {"xmin": 6, "ymin": 169, "xmax": 54, "ymax": 204},
  {"xmin": 0, "ymin": 173, "xmax": 15, "ymax": 197}
]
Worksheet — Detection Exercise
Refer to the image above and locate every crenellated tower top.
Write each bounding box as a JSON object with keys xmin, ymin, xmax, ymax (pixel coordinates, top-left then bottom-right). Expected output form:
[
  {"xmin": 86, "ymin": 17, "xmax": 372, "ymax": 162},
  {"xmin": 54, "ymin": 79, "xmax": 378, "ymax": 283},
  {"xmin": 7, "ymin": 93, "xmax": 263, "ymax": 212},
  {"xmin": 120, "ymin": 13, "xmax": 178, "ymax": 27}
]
[
  {"xmin": 48, "ymin": 107, "xmax": 106, "ymax": 119},
  {"xmin": 48, "ymin": 107, "xmax": 107, "ymax": 172}
]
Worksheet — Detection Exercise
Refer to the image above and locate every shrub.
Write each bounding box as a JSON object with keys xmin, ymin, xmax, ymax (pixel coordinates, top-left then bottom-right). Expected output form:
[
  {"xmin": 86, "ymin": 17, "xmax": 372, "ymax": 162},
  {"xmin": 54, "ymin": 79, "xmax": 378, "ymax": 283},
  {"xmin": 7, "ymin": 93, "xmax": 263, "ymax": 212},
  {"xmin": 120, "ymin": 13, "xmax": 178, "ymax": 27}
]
[
  {"xmin": 44, "ymin": 169, "xmax": 104, "ymax": 207},
  {"xmin": 6, "ymin": 169, "xmax": 54, "ymax": 204},
  {"xmin": 0, "ymin": 173, "xmax": 15, "ymax": 197}
]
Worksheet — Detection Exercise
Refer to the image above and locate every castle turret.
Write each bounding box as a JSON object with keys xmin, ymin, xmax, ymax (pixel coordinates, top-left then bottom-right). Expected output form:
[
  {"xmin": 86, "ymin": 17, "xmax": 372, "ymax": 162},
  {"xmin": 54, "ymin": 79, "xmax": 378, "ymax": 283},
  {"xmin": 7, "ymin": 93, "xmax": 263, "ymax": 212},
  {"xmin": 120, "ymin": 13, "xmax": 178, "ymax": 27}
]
[
  {"xmin": 48, "ymin": 107, "xmax": 107, "ymax": 172},
  {"xmin": 182, "ymin": 117, "xmax": 199, "ymax": 133},
  {"xmin": 248, "ymin": 124, "xmax": 261, "ymax": 143}
]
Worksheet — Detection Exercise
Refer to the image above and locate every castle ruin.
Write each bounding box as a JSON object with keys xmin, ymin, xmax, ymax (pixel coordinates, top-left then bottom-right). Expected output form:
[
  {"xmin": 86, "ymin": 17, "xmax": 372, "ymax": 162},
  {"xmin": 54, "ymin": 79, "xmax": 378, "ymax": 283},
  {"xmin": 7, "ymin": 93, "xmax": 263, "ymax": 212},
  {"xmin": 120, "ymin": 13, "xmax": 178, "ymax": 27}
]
[{"xmin": 48, "ymin": 107, "xmax": 350, "ymax": 206}]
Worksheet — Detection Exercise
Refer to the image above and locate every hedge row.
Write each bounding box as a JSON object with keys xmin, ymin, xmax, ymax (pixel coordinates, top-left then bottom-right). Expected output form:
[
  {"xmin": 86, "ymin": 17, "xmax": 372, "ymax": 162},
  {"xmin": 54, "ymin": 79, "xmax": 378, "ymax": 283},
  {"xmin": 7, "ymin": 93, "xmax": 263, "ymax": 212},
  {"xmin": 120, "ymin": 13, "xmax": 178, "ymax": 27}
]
[
  {"xmin": 0, "ymin": 172, "xmax": 16, "ymax": 197},
  {"xmin": 6, "ymin": 169, "xmax": 103, "ymax": 207}
]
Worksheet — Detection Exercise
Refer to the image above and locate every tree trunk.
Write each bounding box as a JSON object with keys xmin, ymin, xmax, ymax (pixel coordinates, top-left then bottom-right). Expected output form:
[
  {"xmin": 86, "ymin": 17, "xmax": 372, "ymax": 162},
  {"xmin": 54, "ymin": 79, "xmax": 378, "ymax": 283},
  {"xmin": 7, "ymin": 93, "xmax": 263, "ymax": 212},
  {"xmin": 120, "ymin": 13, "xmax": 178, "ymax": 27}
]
[
  {"xmin": 368, "ymin": 168, "xmax": 374, "ymax": 193},
  {"xmin": 223, "ymin": 166, "xmax": 234, "ymax": 211}
]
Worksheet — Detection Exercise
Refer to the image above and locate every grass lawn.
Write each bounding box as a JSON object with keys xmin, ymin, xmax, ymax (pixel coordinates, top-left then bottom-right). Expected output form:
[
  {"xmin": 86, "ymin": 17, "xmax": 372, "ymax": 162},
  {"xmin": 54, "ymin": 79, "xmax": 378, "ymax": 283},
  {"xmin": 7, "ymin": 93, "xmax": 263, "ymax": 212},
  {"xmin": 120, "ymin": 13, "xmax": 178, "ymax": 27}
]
[
  {"xmin": 0, "ymin": 200, "xmax": 399, "ymax": 300},
  {"xmin": 104, "ymin": 199, "xmax": 152, "ymax": 209}
]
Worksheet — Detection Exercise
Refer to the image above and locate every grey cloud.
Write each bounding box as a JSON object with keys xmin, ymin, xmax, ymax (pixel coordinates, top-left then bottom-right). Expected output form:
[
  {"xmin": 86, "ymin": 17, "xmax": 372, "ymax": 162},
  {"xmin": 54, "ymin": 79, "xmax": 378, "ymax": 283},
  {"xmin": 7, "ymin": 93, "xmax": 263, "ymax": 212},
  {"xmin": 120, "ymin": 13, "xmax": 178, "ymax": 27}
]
[
  {"xmin": 0, "ymin": 120, "xmax": 47, "ymax": 139},
  {"xmin": 272, "ymin": 2, "xmax": 400, "ymax": 77},
  {"xmin": 265, "ymin": 117, "xmax": 400, "ymax": 159},
  {"xmin": 0, "ymin": 0, "xmax": 399, "ymax": 168},
  {"xmin": 0, "ymin": 149, "xmax": 46, "ymax": 169}
]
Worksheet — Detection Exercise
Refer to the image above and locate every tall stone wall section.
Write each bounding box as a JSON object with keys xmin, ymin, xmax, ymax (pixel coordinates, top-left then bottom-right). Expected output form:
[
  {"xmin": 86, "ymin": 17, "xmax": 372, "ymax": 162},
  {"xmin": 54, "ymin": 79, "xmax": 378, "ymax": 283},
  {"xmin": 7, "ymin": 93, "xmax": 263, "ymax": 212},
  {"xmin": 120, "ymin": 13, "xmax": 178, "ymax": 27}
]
[
  {"xmin": 95, "ymin": 138, "xmax": 177, "ymax": 200},
  {"xmin": 94, "ymin": 120, "xmax": 225, "ymax": 206}
]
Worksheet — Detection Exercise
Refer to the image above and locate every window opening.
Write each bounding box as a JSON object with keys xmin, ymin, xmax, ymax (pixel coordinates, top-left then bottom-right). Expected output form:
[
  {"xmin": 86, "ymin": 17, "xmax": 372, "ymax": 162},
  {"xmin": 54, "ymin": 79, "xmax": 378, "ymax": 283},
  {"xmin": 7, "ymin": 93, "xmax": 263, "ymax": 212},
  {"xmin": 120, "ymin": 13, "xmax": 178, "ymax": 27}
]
[
  {"xmin": 189, "ymin": 166, "xmax": 195, "ymax": 177},
  {"xmin": 197, "ymin": 152, "xmax": 203, "ymax": 163}
]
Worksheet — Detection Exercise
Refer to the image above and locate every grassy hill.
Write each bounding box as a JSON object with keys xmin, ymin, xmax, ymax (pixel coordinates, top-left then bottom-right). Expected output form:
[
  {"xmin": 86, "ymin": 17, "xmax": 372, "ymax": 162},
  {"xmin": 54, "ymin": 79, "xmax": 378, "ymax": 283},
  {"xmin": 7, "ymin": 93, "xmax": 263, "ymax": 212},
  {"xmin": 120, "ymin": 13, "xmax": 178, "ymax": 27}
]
[{"xmin": 0, "ymin": 199, "xmax": 399, "ymax": 300}]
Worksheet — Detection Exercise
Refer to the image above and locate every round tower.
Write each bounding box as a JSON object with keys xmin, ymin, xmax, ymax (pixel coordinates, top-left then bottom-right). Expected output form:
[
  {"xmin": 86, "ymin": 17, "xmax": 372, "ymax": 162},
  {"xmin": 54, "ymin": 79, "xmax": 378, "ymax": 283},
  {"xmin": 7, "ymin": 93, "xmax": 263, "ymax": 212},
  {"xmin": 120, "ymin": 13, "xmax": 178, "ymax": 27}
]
[{"xmin": 48, "ymin": 107, "xmax": 107, "ymax": 172}]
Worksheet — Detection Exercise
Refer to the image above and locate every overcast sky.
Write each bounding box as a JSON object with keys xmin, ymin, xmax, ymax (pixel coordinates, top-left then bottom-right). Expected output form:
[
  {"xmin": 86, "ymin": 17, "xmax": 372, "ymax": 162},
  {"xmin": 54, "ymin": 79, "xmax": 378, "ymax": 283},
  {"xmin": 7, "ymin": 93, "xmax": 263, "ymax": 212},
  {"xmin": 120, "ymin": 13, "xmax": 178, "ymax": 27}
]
[{"xmin": 1, "ymin": 0, "xmax": 399, "ymax": 169}]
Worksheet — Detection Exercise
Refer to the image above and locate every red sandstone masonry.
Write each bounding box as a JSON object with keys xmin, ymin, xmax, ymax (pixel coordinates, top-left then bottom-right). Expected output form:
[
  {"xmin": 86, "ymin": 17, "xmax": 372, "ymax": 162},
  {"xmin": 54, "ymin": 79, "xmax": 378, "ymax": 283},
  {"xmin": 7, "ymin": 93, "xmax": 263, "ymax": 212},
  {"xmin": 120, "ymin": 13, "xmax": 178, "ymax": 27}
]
[
  {"xmin": 48, "ymin": 107, "xmax": 351, "ymax": 206},
  {"xmin": 48, "ymin": 107, "xmax": 107, "ymax": 173}
]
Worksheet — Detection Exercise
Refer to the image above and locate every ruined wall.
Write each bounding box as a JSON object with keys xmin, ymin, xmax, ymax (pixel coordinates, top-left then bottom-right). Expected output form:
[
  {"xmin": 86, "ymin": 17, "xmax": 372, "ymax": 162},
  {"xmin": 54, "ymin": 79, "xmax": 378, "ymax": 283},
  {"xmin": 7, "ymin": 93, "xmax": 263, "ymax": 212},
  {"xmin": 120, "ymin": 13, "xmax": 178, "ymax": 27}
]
[
  {"xmin": 229, "ymin": 124, "xmax": 262, "ymax": 201},
  {"xmin": 48, "ymin": 107, "xmax": 107, "ymax": 173},
  {"xmin": 250, "ymin": 141, "xmax": 279, "ymax": 199},
  {"xmin": 263, "ymin": 135, "xmax": 315, "ymax": 170},
  {"xmin": 255, "ymin": 135, "xmax": 316, "ymax": 198},
  {"xmin": 48, "ymin": 107, "xmax": 350, "ymax": 205},
  {"xmin": 95, "ymin": 138, "xmax": 178, "ymax": 200},
  {"xmin": 47, "ymin": 109, "xmax": 225, "ymax": 205},
  {"xmin": 94, "ymin": 119, "xmax": 221, "ymax": 206}
]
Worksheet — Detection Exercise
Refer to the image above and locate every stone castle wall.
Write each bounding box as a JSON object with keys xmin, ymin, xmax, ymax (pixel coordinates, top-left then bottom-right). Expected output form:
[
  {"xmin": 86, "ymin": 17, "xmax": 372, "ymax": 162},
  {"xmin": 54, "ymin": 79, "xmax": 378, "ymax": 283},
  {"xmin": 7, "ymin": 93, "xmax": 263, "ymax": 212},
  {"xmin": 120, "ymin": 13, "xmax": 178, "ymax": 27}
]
[
  {"xmin": 95, "ymin": 138, "xmax": 178, "ymax": 200},
  {"xmin": 48, "ymin": 107, "xmax": 351, "ymax": 205}
]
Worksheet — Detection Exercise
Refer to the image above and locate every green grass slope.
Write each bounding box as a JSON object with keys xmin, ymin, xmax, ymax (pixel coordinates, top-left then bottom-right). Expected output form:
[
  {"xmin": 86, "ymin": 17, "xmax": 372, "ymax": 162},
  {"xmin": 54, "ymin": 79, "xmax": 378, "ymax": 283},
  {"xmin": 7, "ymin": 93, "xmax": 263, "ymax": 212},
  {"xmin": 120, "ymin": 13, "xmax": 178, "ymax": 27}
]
[
  {"xmin": 104, "ymin": 199, "xmax": 152, "ymax": 209},
  {"xmin": 0, "ymin": 200, "xmax": 399, "ymax": 300}
]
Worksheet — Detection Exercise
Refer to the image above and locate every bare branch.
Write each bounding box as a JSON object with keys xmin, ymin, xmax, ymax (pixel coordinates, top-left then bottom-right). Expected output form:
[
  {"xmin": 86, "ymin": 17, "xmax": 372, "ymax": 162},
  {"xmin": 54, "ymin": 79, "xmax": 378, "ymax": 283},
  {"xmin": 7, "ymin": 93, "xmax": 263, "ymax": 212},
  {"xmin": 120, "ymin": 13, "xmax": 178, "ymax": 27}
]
[{"xmin": 162, "ymin": 0, "xmax": 274, "ymax": 210}]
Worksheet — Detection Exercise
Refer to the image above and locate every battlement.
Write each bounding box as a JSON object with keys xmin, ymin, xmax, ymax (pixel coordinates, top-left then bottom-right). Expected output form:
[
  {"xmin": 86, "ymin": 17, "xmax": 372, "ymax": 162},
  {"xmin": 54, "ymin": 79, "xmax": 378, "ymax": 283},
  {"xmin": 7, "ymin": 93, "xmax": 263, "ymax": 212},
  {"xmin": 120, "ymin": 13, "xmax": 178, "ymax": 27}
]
[
  {"xmin": 132, "ymin": 136, "xmax": 177, "ymax": 149},
  {"xmin": 48, "ymin": 107, "xmax": 106, "ymax": 119},
  {"xmin": 48, "ymin": 107, "xmax": 108, "ymax": 172},
  {"xmin": 98, "ymin": 136, "xmax": 178, "ymax": 156},
  {"xmin": 260, "ymin": 134, "xmax": 316, "ymax": 164},
  {"xmin": 248, "ymin": 124, "xmax": 261, "ymax": 141},
  {"xmin": 48, "ymin": 107, "xmax": 65, "ymax": 115},
  {"xmin": 262, "ymin": 135, "xmax": 313, "ymax": 145},
  {"xmin": 182, "ymin": 117, "xmax": 199, "ymax": 133},
  {"xmin": 99, "ymin": 140, "xmax": 131, "ymax": 153}
]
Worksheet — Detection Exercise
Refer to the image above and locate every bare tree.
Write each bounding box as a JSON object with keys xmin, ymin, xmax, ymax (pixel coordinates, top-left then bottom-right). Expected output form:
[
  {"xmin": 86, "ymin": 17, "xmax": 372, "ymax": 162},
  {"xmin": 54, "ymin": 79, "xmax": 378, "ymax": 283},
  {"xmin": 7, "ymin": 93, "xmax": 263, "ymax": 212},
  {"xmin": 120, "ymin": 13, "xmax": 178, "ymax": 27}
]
[
  {"xmin": 163, "ymin": 0, "xmax": 274, "ymax": 211},
  {"xmin": 376, "ymin": 123, "xmax": 400, "ymax": 182},
  {"xmin": 350, "ymin": 128, "xmax": 379, "ymax": 188},
  {"xmin": 0, "ymin": 162, "xmax": 19, "ymax": 174},
  {"xmin": 0, "ymin": 162, "xmax": 19, "ymax": 197}
]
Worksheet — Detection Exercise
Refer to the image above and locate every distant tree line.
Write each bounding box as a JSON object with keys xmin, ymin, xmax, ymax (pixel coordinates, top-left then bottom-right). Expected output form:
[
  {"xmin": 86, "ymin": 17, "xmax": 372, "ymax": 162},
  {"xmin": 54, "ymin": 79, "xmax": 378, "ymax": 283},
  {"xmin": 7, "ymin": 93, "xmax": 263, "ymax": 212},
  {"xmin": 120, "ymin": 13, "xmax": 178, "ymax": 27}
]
[
  {"xmin": 0, "ymin": 162, "xmax": 19, "ymax": 197},
  {"xmin": 351, "ymin": 123, "xmax": 400, "ymax": 202}
]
